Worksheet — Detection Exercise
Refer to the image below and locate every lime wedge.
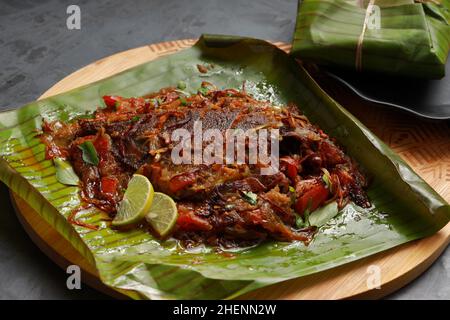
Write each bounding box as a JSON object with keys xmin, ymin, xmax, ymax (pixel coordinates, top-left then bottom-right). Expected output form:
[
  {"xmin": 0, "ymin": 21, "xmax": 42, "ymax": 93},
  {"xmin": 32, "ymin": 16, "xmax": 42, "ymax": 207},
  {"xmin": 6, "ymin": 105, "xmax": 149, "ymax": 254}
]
[
  {"xmin": 145, "ymin": 192, "xmax": 178, "ymax": 237},
  {"xmin": 112, "ymin": 174, "xmax": 154, "ymax": 226}
]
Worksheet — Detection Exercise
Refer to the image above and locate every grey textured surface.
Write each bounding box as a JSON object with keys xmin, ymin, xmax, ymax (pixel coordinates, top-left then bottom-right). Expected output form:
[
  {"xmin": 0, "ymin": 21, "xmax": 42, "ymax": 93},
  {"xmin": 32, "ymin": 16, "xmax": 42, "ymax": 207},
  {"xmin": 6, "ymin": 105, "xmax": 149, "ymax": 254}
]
[{"xmin": 0, "ymin": 0, "xmax": 448, "ymax": 300}]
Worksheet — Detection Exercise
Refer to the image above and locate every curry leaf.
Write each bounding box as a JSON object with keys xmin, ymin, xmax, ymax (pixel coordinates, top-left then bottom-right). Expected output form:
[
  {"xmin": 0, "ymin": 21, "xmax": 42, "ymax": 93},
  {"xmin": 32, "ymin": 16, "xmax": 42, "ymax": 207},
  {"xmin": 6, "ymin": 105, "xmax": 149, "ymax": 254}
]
[
  {"xmin": 179, "ymin": 96, "xmax": 188, "ymax": 106},
  {"xmin": 78, "ymin": 141, "xmax": 99, "ymax": 166}
]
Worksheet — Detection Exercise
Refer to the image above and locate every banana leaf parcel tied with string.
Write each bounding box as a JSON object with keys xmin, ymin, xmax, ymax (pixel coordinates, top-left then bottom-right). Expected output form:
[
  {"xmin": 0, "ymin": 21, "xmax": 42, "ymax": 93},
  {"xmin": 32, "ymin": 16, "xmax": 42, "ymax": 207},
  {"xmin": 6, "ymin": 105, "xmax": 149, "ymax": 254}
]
[
  {"xmin": 0, "ymin": 35, "xmax": 449, "ymax": 300},
  {"xmin": 292, "ymin": 0, "xmax": 450, "ymax": 78}
]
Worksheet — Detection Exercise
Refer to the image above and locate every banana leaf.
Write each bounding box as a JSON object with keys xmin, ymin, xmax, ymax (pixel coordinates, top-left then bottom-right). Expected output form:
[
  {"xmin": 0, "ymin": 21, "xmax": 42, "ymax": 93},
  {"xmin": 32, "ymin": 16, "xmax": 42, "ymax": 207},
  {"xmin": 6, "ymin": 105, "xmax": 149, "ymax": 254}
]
[
  {"xmin": 0, "ymin": 35, "xmax": 449, "ymax": 300},
  {"xmin": 292, "ymin": 0, "xmax": 450, "ymax": 79}
]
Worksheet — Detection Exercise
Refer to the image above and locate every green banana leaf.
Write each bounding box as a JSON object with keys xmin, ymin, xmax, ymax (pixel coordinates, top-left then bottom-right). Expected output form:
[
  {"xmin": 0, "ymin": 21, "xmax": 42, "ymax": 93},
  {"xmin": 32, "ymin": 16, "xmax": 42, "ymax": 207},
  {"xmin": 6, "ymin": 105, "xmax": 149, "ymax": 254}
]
[
  {"xmin": 0, "ymin": 35, "xmax": 449, "ymax": 300},
  {"xmin": 292, "ymin": 0, "xmax": 450, "ymax": 78}
]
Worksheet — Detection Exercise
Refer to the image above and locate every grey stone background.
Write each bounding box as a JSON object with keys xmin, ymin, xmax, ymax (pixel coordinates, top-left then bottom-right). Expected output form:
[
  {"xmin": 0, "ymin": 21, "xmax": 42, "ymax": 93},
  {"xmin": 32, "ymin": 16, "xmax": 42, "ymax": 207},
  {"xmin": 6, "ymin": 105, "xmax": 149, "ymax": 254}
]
[{"xmin": 0, "ymin": 0, "xmax": 448, "ymax": 299}]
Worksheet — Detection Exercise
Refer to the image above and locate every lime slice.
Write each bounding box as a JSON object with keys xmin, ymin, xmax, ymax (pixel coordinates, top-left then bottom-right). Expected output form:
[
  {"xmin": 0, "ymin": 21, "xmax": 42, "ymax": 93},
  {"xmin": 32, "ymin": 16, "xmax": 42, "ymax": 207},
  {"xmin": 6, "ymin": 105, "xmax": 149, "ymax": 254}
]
[
  {"xmin": 112, "ymin": 174, "xmax": 154, "ymax": 226},
  {"xmin": 145, "ymin": 192, "xmax": 178, "ymax": 237}
]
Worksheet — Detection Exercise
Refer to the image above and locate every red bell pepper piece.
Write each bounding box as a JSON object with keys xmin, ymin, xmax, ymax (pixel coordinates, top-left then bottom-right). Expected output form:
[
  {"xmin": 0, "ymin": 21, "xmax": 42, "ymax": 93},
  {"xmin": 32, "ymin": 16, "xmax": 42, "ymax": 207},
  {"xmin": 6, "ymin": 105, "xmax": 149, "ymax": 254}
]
[
  {"xmin": 101, "ymin": 177, "xmax": 118, "ymax": 195},
  {"xmin": 280, "ymin": 157, "xmax": 299, "ymax": 181},
  {"xmin": 295, "ymin": 183, "xmax": 329, "ymax": 215},
  {"xmin": 102, "ymin": 95, "xmax": 121, "ymax": 109},
  {"xmin": 93, "ymin": 134, "xmax": 110, "ymax": 157},
  {"xmin": 169, "ymin": 172, "xmax": 196, "ymax": 193},
  {"xmin": 177, "ymin": 208, "xmax": 212, "ymax": 231}
]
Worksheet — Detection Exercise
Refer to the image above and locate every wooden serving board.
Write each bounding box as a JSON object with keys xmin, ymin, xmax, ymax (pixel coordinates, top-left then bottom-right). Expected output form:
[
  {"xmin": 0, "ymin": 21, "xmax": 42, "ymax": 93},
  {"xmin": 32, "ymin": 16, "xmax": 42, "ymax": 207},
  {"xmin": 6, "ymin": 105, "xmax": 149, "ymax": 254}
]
[{"xmin": 11, "ymin": 39, "xmax": 450, "ymax": 300}]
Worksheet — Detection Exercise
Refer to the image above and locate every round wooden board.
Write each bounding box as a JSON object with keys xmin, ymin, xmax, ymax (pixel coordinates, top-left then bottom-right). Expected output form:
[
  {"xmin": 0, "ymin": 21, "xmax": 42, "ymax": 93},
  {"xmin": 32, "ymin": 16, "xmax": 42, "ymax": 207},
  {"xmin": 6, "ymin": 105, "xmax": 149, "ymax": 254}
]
[{"xmin": 11, "ymin": 39, "xmax": 450, "ymax": 300}]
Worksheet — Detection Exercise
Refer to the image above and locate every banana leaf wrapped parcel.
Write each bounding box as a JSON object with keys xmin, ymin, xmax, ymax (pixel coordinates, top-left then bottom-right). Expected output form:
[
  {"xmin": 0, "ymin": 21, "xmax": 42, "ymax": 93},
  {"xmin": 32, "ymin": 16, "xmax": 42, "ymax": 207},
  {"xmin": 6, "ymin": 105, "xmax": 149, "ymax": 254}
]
[{"xmin": 292, "ymin": 0, "xmax": 450, "ymax": 78}]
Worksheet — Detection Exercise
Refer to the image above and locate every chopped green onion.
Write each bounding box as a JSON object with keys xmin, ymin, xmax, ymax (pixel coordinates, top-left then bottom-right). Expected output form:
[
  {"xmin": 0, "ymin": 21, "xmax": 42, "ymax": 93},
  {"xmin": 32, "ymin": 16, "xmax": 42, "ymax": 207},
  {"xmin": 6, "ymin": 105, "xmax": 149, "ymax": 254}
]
[
  {"xmin": 179, "ymin": 96, "xmax": 188, "ymax": 106},
  {"xmin": 198, "ymin": 87, "xmax": 209, "ymax": 95},
  {"xmin": 74, "ymin": 112, "xmax": 95, "ymax": 120},
  {"xmin": 295, "ymin": 214, "xmax": 306, "ymax": 229},
  {"xmin": 241, "ymin": 191, "xmax": 257, "ymax": 205},
  {"xmin": 131, "ymin": 115, "xmax": 141, "ymax": 122},
  {"xmin": 78, "ymin": 141, "xmax": 99, "ymax": 166},
  {"xmin": 322, "ymin": 168, "xmax": 333, "ymax": 191}
]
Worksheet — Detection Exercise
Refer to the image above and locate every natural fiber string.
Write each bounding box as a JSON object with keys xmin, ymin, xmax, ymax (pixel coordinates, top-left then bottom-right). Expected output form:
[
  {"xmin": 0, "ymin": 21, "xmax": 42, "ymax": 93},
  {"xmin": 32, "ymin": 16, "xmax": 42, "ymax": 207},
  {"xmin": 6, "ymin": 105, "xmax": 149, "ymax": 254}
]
[
  {"xmin": 355, "ymin": 0, "xmax": 439, "ymax": 71},
  {"xmin": 356, "ymin": 0, "xmax": 376, "ymax": 71}
]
